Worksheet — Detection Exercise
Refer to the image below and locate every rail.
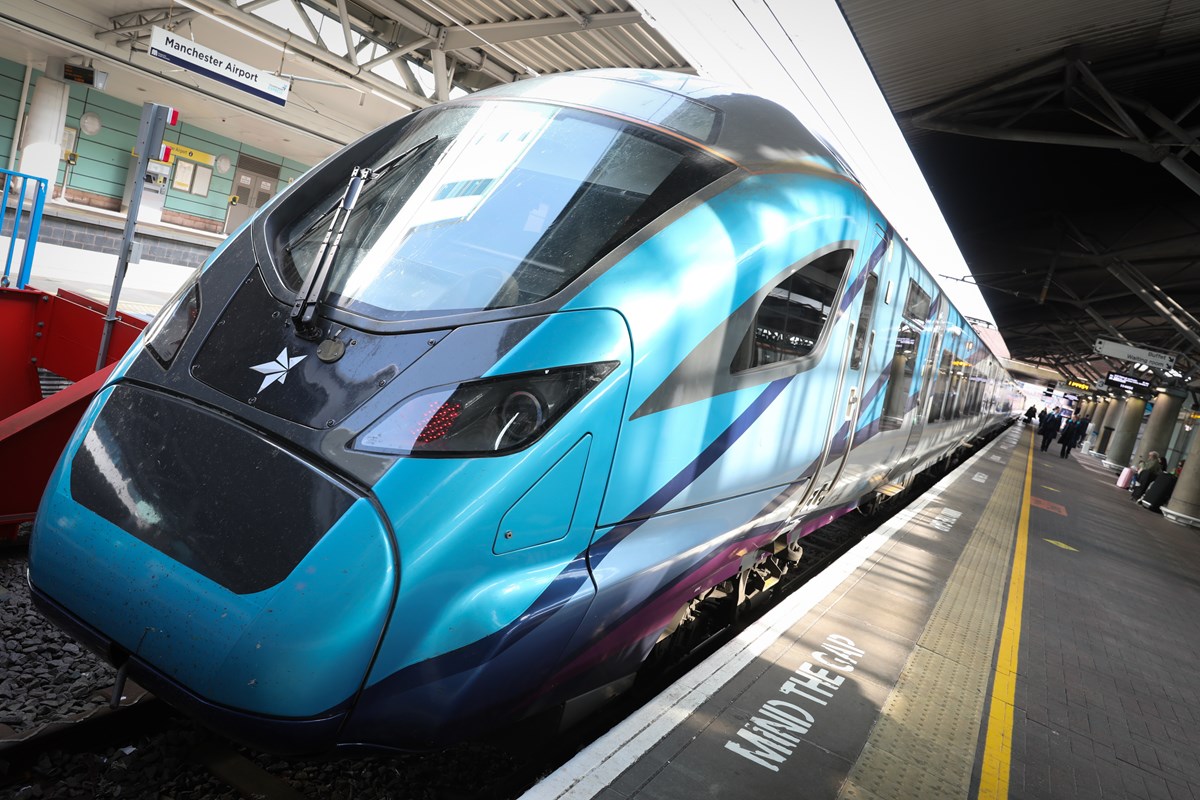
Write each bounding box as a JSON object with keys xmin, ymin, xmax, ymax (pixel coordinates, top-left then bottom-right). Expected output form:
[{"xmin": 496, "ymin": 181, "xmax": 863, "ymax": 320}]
[{"xmin": 0, "ymin": 167, "xmax": 49, "ymax": 290}]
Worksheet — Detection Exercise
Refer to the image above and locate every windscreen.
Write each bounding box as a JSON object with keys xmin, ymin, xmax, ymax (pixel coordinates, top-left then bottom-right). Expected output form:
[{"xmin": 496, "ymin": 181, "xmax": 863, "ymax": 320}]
[{"xmin": 275, "ymin": 100, "xmax": 734, "ymax": 321}]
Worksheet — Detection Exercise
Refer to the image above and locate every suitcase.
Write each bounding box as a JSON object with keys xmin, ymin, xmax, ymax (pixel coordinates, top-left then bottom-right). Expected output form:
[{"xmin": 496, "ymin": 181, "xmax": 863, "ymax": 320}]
[
  {"xmin": 1141, "ymin": 473, "xmax": 1177, "ymax": 512},
  {"xmin": 1116, "ymin": 467, "xmax": 1134, "ymax": 489}
]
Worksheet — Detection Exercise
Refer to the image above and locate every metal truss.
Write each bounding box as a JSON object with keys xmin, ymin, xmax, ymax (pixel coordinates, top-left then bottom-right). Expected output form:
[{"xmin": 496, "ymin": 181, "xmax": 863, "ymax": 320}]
[
  {"xmin": 905, "ymin": 47, "xmax": 1200, "ymax": 194},
  {"xmin": 906, "ymin": 47, "xmax": 1200, "ymax": 387},
  {"xmin": 99, "ymin": 0, "xmax": 652, "ymax": 110}
]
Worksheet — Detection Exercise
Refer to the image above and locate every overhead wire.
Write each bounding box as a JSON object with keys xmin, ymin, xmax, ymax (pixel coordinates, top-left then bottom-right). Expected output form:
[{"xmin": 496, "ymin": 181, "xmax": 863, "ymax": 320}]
[{"xmin": 730, "ymin": 0, "xmax": 887, "ymax": 182}]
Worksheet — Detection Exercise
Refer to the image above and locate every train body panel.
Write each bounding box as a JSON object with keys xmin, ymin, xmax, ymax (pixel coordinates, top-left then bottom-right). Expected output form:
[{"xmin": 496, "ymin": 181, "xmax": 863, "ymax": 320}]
[
  {"xmin": 359, "ymin": 309, "xmax": 630, "ymax": 681},
  {"xmin": 27, "ymin": 69, "xmax": 1017, "ymax": 753},
  {"xmin": 30, "ymin": 386, "xmax": 396, "ymax": 719},
  {"xmin": 563, "ymin": 172, "xmax": 869, "ymax": 523}
]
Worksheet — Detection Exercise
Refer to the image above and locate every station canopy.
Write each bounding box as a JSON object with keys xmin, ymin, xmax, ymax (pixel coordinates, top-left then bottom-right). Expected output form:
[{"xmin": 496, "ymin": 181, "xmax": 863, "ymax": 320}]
[{"xmin": 3, "ymin": 0, "xmax": 1199, "ymax": 399}]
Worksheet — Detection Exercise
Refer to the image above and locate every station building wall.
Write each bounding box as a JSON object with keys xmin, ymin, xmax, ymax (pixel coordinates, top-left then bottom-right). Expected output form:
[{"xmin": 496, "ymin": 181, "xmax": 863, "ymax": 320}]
[{"xmin": 2, "ymin": 56, "xmax": 309, "ymax": 264}]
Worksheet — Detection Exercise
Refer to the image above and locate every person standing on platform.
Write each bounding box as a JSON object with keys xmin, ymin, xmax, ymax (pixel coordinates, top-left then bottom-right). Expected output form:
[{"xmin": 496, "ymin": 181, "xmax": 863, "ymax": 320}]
[
  {"xmin": 1059, "ymin": 414, "xmax": 1085, "ymax": 458},
  {"xmin": 1075, "ymin": 416, "xmax": 1091, "ymax": 453},
  {"xmin": 1039, "ymin": 408, "xmax": 1062, "ymax": 452},
  {"xmin": 1025, "ymin": 405, "xmax": 1037, "ymax": 424},
  {"xmin": 1131, "ymin": 451, "xmax": 1164, "ymax": 501}
]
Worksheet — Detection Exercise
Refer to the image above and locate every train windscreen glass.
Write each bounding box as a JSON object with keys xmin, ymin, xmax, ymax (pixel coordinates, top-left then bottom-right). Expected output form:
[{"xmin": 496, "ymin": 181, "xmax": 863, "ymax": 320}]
[{"xmin": 276, "ymin": 101, "xmax": 733, "ymax": 321}]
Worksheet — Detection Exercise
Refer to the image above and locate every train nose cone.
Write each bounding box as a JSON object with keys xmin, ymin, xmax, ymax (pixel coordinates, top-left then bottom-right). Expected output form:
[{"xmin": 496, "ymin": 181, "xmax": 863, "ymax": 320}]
[
  {"xmin": 204, "ymin": 499, "xmax": 395, "ymax": 717},
  {"xmin": 29, "ymin": 384, "xmax": 397, "ymax": 730}
]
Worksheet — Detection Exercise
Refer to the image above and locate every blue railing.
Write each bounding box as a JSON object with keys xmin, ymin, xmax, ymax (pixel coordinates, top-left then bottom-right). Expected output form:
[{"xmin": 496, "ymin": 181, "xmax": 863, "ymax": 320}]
[{"xmin": 1, "ymin": 167, "xmax": 49, "ymax": 290}]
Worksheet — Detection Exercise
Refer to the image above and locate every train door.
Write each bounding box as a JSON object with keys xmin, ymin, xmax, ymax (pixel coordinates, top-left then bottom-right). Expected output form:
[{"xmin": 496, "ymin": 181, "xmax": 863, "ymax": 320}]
[
  {"xmin": 799, "ymin": 228, "xmax": 885, "ymax": 510},
  {"xmin": 898, "ymin": 286, "xmax": 946, "ymax": 466}
]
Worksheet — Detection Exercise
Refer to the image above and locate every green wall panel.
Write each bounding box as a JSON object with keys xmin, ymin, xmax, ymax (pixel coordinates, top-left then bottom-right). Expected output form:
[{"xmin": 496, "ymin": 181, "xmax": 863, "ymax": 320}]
[
  {"xmin": 0, "ymin": 59, "xmax": 24, "ymax": 81},
  {"xmin": 176, "ymin": 122, "xmax": 241, "ymax": 153},
  {"xmin": 1, "ymin": 55, "xmax": 313, "ymax": 217},
  {"xmin": 79, "ymin": 89, "xmax": 141, "ymax": 121},
  {"xmin": 70, "ymin": 173, "xmax": 126, "ymax": 197},
  {"xmin": 237, "ymin": 142, "xmax": 283, "ymax": 165}
]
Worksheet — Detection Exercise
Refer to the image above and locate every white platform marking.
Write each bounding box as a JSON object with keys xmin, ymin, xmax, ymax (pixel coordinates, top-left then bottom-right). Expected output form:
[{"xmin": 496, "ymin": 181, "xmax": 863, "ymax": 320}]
[{"xmin": 520, "ymin": 432, "xmax": 1007, "ymax": 800}]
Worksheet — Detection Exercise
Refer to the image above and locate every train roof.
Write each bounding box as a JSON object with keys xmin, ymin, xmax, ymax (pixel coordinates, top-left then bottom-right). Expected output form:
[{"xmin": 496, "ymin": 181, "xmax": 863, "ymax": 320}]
[{"xmin": 465, "ymin": 69, "xmax": 858, "ymax": 181}]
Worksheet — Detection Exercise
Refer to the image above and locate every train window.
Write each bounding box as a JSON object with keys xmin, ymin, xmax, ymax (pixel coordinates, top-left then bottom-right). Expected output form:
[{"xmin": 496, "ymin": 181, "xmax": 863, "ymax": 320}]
[
  {"xmin": 880, "ymin": 321, "xmax": 919, "ymax": 430},
  {"xmin": 952, "ymin": 362, "xmax": 972, "ymax": 419},
  {"xmin": 929, "ymin": 347, "xmax": 955, "ymax": 423},
  {"xmin": 903, "ymin": 282, "xmax": 931, "ymax": 321},
  {"xmin": 850, "ymin": 273, "xmax": 878, "ymax": 370},
  {"xmin": 881, "ymin": 280, "xmax": 932, "ymax": 429},
  {"xmin": 731, "ymin": 249, "xmax": 853, "ymax": 372},
  {"xmin": 275, "ymin": 101, "xmax": 735, "ymax": 321}
]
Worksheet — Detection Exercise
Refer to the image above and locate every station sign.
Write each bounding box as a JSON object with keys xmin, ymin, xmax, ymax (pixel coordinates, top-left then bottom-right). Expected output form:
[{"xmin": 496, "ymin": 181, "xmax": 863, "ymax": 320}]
[
  {"xmin": 149, "ymin": 26, "xmax": 289, "ymax": 107},
  {"xmin": 1105, "ymin": 371, "xmax": 1152, "ymax": 391},
  {"xmin": 1055, "ymin": 379, "xmax": 1090, "ymax": 394},
  {"xmin": 165, "ymin": 145, "xmax": 215, "ymax": 167},
  {"xmin": 1094, "ymin": 337, "xmax": 1176, "ymax": 370},
  {"xmin": 63, "ymin": 64, "xmax": 103, "ymax": 88}
]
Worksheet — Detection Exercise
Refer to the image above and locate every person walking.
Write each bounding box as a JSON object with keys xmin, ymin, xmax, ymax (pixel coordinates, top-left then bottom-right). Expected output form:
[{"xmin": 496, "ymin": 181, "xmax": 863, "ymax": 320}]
[{"xmin": 1039, "ymin": 408, "xmax": 1062, "ymax": 452}]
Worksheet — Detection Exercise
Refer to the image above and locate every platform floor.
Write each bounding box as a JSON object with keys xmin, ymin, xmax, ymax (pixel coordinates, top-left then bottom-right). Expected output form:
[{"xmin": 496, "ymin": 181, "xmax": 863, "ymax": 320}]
[{"xmin": 523, "ymin": 423, "xmax": 1200, "ymax": 800}]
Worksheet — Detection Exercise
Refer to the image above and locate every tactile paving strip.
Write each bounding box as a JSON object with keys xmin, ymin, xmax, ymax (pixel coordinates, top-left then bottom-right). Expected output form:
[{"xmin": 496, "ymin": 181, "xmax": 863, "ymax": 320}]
[{"xmin": 838, "ymin": 431, "xmax": 1030, "ymax": 800}]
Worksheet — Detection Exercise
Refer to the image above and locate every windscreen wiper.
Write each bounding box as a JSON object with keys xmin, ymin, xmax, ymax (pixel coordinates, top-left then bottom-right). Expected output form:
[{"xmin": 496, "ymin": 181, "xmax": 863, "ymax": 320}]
[{"xmin": 289, "ymin": 136, "xmax": 439, "ymax": 335}]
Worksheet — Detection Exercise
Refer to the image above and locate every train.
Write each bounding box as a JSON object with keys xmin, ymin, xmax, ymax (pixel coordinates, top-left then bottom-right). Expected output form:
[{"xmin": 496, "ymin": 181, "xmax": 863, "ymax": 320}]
[{"xmin": 29, "ymin": 69, "xmax": 1015, "ymax": 753}]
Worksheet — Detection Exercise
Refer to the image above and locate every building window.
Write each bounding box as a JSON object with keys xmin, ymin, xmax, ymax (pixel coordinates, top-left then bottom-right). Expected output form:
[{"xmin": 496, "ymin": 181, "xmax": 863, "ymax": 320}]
[{"xmin": 172, "ymin": 160, "xmax": 213, "ymax": 196}]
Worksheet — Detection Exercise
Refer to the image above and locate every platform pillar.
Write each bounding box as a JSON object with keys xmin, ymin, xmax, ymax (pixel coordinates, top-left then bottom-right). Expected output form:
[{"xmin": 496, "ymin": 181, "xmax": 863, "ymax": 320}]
[
  {"xmin": 1163, "ymin": 430, "xmax": 1200, "ymax": 528},
  {"xmin": 1093, "ymin": 398, "xmax": 1119, "ymax": 455},
  {"xmin": 1135, "ymin": 391, "xmax": 1184, "ymax": 469},
  {"xmin": 1103, "ymin": 397, "xmax": 1146, "ymax": 470},
  {"xmin": 1080, "ymin": 399, "xmax": 1096, "ymax": 422},
  {"xmin": 18, "ymin": 65, "xmax": 69, "ymax": 188}
]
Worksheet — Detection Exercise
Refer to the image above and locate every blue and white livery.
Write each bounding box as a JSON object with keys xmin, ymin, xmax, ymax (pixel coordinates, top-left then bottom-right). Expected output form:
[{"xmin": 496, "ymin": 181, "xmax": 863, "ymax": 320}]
[{"xmin": 30, "ymin": 70, "xmax": 1014, "ymax": 752}]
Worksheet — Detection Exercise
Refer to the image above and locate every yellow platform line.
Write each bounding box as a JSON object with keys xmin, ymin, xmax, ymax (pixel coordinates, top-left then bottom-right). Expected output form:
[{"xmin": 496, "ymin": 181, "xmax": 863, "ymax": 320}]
[
  {"xmin": 836, "ymin": 428, "xmax": 1030, "ymax": 800},
  {"xmin": 977, "ymin": 430, "xmax": 1033, "ymax": 799}
]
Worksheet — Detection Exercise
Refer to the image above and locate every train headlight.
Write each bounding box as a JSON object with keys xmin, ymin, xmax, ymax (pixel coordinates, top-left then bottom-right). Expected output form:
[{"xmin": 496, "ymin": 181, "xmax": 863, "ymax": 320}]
[
  {"xmin": 145, "ymin": 278, "xmax": 201, "ymax": 368},
  {"xmin": 353, "ymin": 362, "xmax": 617, "ymax": 456}
]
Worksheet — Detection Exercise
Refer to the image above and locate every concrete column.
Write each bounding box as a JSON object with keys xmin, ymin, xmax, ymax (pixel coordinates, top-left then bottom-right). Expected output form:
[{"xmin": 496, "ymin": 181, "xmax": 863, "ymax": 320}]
[
  {"xmin": 1135, "ymin": 391, "xmax": 1184, "ymax": 469},
  {"xmin": 1079, "ymin": 400, "xmax": 1096, "ymax": 424},
  {"xmin": 1076, "ymin": 400, "xmax": 1097, "ymax": 450},
  {"xmin": 18, "ymin": 71, "xmax": 69, "ymax": 185},
  {"xmin": 1092, "ymin": 398, "xmax": 1119, "ymax": 455},
  {"xmin": 1103, "ymin": 397, "xmax": 1147, "ymax": 470},
  {"xmin": 1163, "ymin": 429, "xmax": 1200, "ymax": 528}
]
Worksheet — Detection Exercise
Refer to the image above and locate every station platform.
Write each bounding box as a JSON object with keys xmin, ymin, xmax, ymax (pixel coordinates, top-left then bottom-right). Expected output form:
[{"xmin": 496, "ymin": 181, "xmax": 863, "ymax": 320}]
[{"xmin": 522, "ymin": 423, "xmax": 1200, "ymax": 800}]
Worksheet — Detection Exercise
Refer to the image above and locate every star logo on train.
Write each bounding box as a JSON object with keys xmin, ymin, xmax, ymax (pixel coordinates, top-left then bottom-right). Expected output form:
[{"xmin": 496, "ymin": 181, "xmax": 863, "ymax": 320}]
[{"xmin": 250, "ymin": 348, "xmax": 307, "ymax": 393}]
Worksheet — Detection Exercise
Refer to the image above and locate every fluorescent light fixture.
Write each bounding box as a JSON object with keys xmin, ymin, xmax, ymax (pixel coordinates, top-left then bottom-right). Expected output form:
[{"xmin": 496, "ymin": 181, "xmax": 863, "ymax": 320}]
[{"xmin": 173, "ymin": 0, "xmax": 286, "ymax": 52}]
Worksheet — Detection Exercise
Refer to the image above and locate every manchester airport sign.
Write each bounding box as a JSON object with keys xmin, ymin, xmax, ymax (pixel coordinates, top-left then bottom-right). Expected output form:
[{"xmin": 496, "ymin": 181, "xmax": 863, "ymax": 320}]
[
  {"xmin": 149, "ymin": 27, "xmax": 289, "ymax": 107},
  {"xmin": 1094, "ymin": 337, "xmax": 1176, "ymax": 370}
]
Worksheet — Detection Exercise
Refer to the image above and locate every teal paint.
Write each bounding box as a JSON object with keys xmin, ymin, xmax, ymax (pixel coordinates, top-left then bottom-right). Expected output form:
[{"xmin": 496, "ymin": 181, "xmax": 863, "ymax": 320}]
[{"xmin": 237, "ymin": 142, "xmax": 284, "ymax": 165}]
